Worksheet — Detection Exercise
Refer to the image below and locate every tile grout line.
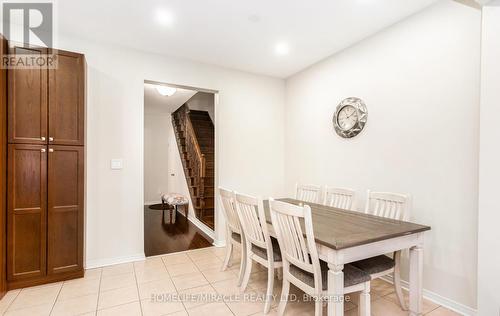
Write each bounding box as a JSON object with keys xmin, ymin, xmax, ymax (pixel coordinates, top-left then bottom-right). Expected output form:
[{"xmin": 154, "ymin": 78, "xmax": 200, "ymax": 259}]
[
  {"xmin": 221, "ymin": 246, "xmax": 241, "ymax": 316},
  {"xmin": 95, "ymin": 268, "xmax": 103, "ymax": 314},
  {"xmin": 377, "ymin": 287, "xmax": 443, "ymax": 315},
  {"xmin": 196, "ymin": 250, "xmax": 237, "ymax": 316},
  {"xmin": 160, "ymin": 255, "xmax": 173, "ymax": 279},
  {"xmin": 2, "ymin": 288, "xmax": 22, "ymax": 313},
  {"xmin": 186, "ymin": 249, "xmax": 237, "ymax": 315},
  {"xmin": 161, "ymin": 255, "xmax": 191, "ymax": 315},
  {"xmin": 131, "ymin": 263, "xmax": 144, "ymax": 316},
  {"xmin": 424, "ymin": 305, "xmax": 442, "ymax": 315},
  {"xmin": 48, "ymin": 282, "xmax": 64, "ymax": 315}
]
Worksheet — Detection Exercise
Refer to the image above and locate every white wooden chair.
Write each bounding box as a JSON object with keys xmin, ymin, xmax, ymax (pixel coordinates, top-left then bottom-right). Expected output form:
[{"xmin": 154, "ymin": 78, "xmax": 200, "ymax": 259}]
[
  {"xmin": 351, "ymin": 190, "xmax": 412, "ymax": 310},
  {"xmin": 234, "ymin": 192, "xmax": 283, "ymax": 314},
  {"xmin": 219, "ymin": 187, "xmax": 247, "ymax": 286},
  {"xmin": 295, "ymin": 183, "xmax": 322, "ymax": 203},
  {"xmin": 323, "ymin": 186, "xmax": 356, "ymax": 210},
  {"xmin": 269, "ymin": 198, "xmax": 371, "ymax": 316}
]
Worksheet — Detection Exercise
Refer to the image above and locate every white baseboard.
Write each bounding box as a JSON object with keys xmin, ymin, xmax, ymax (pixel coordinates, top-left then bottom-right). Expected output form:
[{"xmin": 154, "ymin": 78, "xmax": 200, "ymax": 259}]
[
  {"xmin": 212, "ymin": 239, "xmax": 226, "ymax": 247},
  {"xmin": 185, "ymin": 213, "xmax": 215, "ymax": 240},
  {"xmin": 85, "ymin": 253, "xmax": 146, "ymax": 269},
  {"xmin": 381, "ymin": 276, "xmax": 477, "ymax": 316}
]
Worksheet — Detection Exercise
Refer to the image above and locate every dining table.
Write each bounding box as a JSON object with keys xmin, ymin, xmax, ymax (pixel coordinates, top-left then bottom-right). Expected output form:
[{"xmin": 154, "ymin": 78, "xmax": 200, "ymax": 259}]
[{"xmin": 263, "ymin": 198, "xmax": 431, "ymax": 316}]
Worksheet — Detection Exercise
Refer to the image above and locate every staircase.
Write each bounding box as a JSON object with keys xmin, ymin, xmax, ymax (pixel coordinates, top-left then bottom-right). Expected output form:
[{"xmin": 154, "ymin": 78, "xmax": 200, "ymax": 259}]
[{"xmin": 172, "ymin": 105, "xmax": 215, "ymax": 230}]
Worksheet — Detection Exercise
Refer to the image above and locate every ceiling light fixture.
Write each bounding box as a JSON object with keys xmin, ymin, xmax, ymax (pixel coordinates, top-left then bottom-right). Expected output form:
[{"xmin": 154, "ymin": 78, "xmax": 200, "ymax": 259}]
[
  {"xmin": 275, "ymin": 42, "xmax": 289, "ymax": 56},
  {"xmin": 156, "ymin": 9, "xmax": 174, "ymax": 26},
  {"xmin": 156, "ymin": 86, "xmax": 177, "ymax": 96}
]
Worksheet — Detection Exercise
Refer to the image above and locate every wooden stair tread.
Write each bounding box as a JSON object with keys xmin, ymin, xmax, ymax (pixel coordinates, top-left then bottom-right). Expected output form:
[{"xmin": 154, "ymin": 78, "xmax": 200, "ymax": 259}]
[{"xmin": 172, "ymin": 104, "xmax": 215, "ymax": 230}]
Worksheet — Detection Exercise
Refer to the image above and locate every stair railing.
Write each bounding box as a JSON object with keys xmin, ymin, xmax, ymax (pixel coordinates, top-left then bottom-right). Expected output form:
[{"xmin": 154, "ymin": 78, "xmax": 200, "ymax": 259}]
[
  {"xmin": 185, "ymin": 113, "xmax": 206, "ymax": 178},
  {"xmin": 184, "ymin": 108, "xmax": 206, "ymax": 214}
]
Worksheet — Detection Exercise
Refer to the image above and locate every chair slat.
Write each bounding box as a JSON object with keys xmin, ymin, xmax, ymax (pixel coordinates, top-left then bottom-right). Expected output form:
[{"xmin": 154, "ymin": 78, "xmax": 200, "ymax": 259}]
[
  {"xmin": 295, "ymin": 183, "xmax": 322, "ymax": 203},
  {"xmin": 323, "ymin": 186, "xmax": 356, "ymax": 210},
  {"xmin": 365, "ymin": 190, "xmax": 411, "ymax": 221}
]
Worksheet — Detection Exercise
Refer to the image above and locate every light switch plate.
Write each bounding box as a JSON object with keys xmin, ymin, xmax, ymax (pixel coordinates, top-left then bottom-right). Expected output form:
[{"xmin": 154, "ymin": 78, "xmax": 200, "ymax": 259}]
[{"xmin": 111, "ymin": 159, "xmax": 123, "ymax": 170}]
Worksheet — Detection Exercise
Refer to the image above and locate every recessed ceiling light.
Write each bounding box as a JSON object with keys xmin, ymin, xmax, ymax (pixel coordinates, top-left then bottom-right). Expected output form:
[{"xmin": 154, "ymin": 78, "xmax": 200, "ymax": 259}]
[
  {"xmin": 156, "ymin": 9, "xmax": 174, "ymax": 26},
  {"xmin": 275, "ymin": 42, "xmax": 289, "ymax": 56},
  {"xmin": 156, "ymin": 86, "xmax": 177, "ymax": 96}
]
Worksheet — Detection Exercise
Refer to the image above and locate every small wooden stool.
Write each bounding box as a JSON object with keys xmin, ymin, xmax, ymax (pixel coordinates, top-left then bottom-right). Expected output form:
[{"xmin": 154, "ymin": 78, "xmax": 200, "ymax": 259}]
[{"xmin": 161, "ymin": 193, "xmax": 189, "ymax": 224}]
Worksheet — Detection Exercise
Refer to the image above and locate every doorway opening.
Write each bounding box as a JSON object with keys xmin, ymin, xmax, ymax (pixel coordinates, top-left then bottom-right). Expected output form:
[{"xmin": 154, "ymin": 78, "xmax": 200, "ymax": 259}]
[{"xmin": 143, "ymin": 81, "xmax": 216, "ymax": 256}]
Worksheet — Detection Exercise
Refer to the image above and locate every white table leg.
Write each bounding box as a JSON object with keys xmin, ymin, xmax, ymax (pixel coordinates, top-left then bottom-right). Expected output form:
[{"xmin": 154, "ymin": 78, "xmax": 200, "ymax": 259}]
[
  {"xmin": 327, "ymin": 263, "xmax": 344, "ymax": 316},
  {"xmin": 409, "ymin": 246, "xmax": 423, "ymax": 316}
]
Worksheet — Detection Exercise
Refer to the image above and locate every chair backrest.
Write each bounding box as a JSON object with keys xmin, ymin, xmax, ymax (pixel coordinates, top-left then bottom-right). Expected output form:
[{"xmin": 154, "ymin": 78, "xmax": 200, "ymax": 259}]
[
  {"xmin": 218, "ymin": 187, "xmax": 241, "ymax": 234},
  {"xmin": 234, "ymin": 192, "xmax": 271, "ymax": 253},
  {"xmin": 269, "ymin": 198, "xmax": 322, "ymax": 292},
  {"xmin": 323, "ymin": 186, "xmax": 356, "ymax": 210},
  {"xmin": 295, "ymin": 183, "xmax": 322, "ymax": 203},
  {"xmin": 364, "ymin": 190, "xmax": 411, "ymax": 221}
]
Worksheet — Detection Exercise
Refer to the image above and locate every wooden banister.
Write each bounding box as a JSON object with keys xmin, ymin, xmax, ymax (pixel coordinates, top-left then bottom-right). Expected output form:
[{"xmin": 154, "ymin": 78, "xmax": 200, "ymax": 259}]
[
  {"xmin": 172, "ymin": 103, "xmax": 214, "ymax": 227},
  {"xmin": 185, "ymin": 111, "xmax": 206, "ymax": 178}
]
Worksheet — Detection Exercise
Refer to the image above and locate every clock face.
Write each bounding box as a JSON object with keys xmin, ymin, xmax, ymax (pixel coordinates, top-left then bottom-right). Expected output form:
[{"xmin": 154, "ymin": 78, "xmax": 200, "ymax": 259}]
[
  {"xmin": 333, "ymin": 97, "xmax": 368, "ymax": 138},
  {"xmin": 337, "ymin": 105, "xmax": 358, "ymax": 131}
]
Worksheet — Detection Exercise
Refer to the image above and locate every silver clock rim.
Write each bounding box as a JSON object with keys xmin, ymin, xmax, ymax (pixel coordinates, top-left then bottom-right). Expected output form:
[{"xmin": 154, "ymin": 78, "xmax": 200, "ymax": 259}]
[{"xmin": 332, "ymin": 97, "xmax": 368, "ymax": 138}]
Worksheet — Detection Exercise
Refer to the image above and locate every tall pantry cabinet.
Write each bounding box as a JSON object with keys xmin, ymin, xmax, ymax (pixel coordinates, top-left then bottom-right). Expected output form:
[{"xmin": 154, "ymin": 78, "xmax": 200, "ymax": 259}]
[{"xmin": 2, "ymin": 41, "xmax": 86, "ymax": 290}]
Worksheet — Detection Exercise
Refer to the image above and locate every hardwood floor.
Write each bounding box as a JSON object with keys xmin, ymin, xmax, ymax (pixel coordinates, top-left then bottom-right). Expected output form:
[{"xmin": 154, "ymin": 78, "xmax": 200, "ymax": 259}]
[{"xmin": 143, "ymin": 205, "xmax": 213, "ymax": 257}]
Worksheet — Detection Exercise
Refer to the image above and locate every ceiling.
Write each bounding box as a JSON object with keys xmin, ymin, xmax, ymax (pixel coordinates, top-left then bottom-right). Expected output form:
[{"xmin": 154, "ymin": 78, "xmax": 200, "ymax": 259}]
[
  {"xmin": 58, "ymin": 0, "xmax": 438, "ymax": 78},
  {"xmin": 144, "ymin": 84, "xmax": 196, "ymax": 114}
]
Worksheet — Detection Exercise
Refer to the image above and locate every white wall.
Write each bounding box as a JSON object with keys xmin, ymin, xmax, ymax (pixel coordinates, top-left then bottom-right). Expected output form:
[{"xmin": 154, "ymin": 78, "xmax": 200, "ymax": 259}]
[
  {"xmin": 55, "ymin": 36, "xmax": 285, "ymax": 266},
  {"xmin": 284, "ymin": 1, "xmax": 480, "ymax": 311},
  {"xmin": 477, "ymin": 3, "xmax": 500, "ymax": 315},
  {"xmin": 143, "ymin": 113, "xmax": 171, "ymax": 204}
]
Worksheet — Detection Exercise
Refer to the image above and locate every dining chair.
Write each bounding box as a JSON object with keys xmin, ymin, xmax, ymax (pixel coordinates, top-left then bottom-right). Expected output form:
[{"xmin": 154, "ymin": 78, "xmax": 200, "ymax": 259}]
[
  {"xmin": 352, "ymin": 190, "xmax": 412, "ymax": 310},
  {"xmin": 234, "ymin": 192, "xmax": 283, "ymax": 314},
  {"xmin": 295, "ymin": 183, "xmax": 322, "ymax": 203},
  {"xmin": 323, "ymin": 186, "xmax": 356, "ymax": 210},
  {"xmin": 218, "ymin": 187, "xmax": 247, "ymax": 286},
  {"xmin": 269, "ymin": 198, "xmax": 371, "ymax": 316}
]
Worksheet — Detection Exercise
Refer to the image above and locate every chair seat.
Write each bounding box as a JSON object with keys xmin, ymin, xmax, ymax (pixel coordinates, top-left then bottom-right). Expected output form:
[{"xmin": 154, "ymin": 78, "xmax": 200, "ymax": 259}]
[
  {"xmin": 231, "ymin": 232, "xmax": 242, "ymax": 243},
  {"xmin": 351, "ymin": 255, "xmax": 395, "ymax": 275},
  {"xmin": 251, "ymin": 237, "xmax": 282, "ymax": 262},
  {"xmin": 290, "ymin": 261, "xmax": 370, "ymax": 290},
  {"xmin": 161, "ymin": 193, "xmax": 189, "ymax": 206}
]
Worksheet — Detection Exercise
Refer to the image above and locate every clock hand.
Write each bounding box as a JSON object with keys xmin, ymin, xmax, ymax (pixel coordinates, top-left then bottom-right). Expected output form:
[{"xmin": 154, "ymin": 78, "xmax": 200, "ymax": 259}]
[{"xmin": 346, "ymin": 110, "xmax": 356, "ymax": 119}]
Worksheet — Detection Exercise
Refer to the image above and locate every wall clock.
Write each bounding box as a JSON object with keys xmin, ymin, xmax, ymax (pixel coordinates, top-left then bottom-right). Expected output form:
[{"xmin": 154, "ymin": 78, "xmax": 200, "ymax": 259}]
[{"xmin": 333, "ymin": 97, "xmax": 368, "ymax": 138}]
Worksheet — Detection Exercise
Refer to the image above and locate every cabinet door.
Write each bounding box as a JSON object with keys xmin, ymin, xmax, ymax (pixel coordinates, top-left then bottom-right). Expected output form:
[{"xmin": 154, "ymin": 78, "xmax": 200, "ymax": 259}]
[
  {"xmin": 7, "ymin": 144, "xmax": 47, "ymax": 281},
  {"xmin": 7, "ymin": 45, "xmax": 48, "ymax": 144},
  {"xmin": 48, "ymin": 50, "xmax": 85, "ymax": 146},
  {"xmin": 47, "ymin": 146, "xmax": 84, "ymax": 275}
]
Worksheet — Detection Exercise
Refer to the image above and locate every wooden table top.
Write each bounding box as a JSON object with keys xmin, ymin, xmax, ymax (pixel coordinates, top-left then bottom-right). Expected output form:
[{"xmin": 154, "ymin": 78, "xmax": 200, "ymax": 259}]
[{"xmin": 263, "ymin": 198, "xmax": 431, "ymax": 250}]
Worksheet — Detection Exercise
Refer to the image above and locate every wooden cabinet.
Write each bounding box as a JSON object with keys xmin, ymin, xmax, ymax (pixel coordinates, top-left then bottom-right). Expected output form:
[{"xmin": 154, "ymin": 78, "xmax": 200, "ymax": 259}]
[
  {"xmin": 3, "ymin": 41, "xmax": 85, "ymax": 289},
  {"xmin": 48, "ymin": 50, "xmax": 85, "ymax": 146},
  {"xmin": 0, "ymin": 35, "xmax": 8, "ymax": 299},
  {"xmin": 47, "ymin": 146, "xmax": 84, "ymax": 275},
  {"xmin": 7, "ymin": 144, "xmax": 47, "ymax": 282},
  {"xmin": 7, "ymin": 44, "xmax": 48, "ymax": 144},
  {"xmin": 7, "ymin": 45, "xmax": 85, "ymax": 146}
]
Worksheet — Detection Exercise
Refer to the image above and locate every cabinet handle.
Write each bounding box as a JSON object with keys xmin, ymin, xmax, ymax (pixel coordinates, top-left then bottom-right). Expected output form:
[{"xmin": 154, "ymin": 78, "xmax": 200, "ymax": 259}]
[
  {"xmin": 49, "ymin": 137, "xmax": 54, "ymax": 142},
  {"xmin": 41, "ymin": 148, "xmax": 46, "ymax": 153},
  {"xmin": 48, "ymin": 148, "xmax": 54, "ymax": 153},
  {"xmin": 41, "ymin": 136, "xmax": 46, "ymax": 141}
]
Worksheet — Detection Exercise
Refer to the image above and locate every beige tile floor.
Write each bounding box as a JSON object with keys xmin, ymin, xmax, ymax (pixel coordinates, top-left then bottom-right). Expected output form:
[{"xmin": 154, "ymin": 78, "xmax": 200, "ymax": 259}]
[{"xmin": 0, "ymin": 247, "xmax": 462, "ymax": 316}]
